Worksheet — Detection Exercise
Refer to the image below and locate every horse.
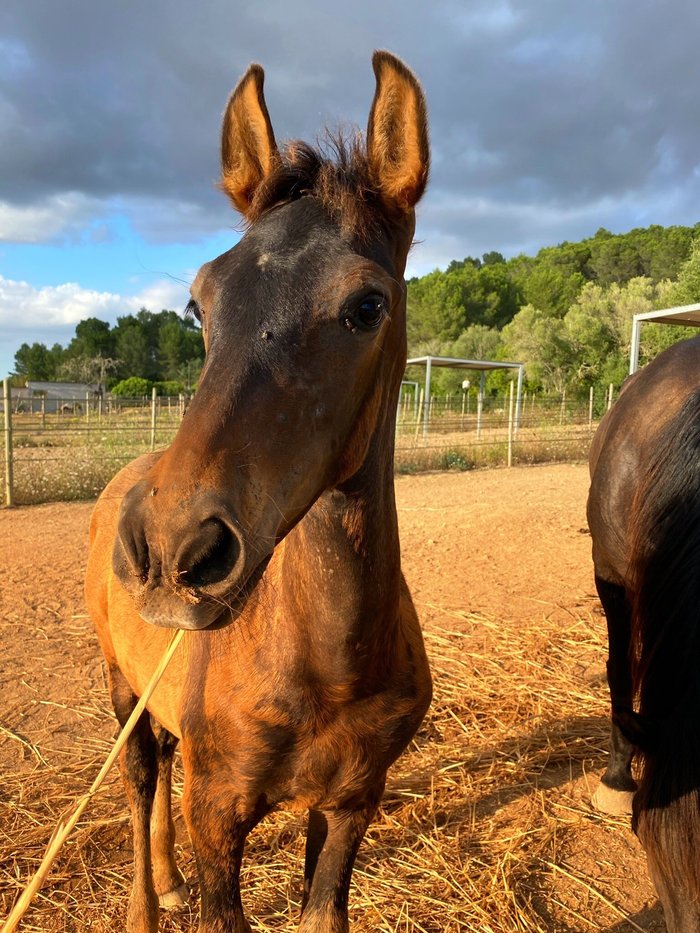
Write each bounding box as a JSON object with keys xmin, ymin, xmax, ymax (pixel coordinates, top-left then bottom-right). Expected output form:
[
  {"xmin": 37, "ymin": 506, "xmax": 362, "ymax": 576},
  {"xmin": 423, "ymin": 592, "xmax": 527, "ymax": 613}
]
[
  {"xmin": 85, "ymin": 51, "xmax": 432, "ymax": 933},
  {"xmin": 588, "ymin": 334, "xmax": 700, "ymax": 932}
]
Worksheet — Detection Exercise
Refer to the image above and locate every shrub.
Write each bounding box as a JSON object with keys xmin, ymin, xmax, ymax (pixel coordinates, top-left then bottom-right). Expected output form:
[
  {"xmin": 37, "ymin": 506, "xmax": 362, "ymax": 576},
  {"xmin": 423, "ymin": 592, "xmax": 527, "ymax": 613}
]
[
  {"xmin": 111, "ymin": 377, "xmax": 152, "ymax": 397},
  {"xmin": 153, "ymin": 380, "xmax": 184, "ymax": 396}
]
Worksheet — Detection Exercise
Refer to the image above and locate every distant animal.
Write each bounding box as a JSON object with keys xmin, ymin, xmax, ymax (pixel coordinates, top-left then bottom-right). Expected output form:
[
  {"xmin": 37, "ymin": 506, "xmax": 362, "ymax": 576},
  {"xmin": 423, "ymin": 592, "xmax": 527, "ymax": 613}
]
[
  {"xmin": 86, "ymin": 51, "xmax": 432, "ymax": 932},
  {"xmin": 588, "ymin": 335, "xmax": 700, "ymax": 932}
]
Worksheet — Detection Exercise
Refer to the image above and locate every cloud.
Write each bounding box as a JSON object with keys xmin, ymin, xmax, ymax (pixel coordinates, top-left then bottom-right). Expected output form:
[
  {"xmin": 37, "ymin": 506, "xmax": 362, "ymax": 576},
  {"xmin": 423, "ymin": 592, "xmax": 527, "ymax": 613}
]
[
  {"xmin": 0, "ymin": 192, "xmax": 103, "ymax": 243},
  {"xmin": 0, "ymin": 274, "xmax": 189, "ymax": 373},
  {"xmin": 2, "ymin": 0, "xmax": 700, "ymax": 276}
]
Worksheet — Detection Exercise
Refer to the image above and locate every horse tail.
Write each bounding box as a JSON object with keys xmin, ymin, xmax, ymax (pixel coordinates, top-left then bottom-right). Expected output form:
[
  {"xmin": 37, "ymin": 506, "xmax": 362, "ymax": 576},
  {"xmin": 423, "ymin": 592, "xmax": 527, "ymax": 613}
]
[{"xmin": 629, "ymin": 386, "xmax": 700, "ymax": 720}]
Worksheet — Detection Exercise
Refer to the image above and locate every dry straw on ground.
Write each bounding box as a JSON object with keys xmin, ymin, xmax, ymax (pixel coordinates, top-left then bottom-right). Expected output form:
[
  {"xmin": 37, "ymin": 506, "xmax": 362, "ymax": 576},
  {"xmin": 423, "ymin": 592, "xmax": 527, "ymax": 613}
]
[{"xmin": 0, "ymin": 605, "xmax": 652, "ymax": 932}]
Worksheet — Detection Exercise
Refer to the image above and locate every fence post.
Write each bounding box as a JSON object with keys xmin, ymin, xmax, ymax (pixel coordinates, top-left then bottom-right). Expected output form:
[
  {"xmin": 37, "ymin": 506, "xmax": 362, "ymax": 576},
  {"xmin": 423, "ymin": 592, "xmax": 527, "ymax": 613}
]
[
  {"xmin": 588, "ymin": 386, "xmax": 594, "ymax": 431},
  {"xmin": 607, "ymin": 383, "xmax": 614, "ymax": 411},
  {"xmin": 413, "ymin": 387, "xmax": 424, "ymax": 442},
  {"xmin": 476, "ymin": 371, "xmax": 485, "ymax": 439},
  {"xmin": 41, "ymin": 395, "xmax": 46, "ymax": 429},
  {"xmin": 150, "ymin": 387, "xmax": 157, "ymax": 450},
  {"xmin": 507, "ymin": 380, "xmax": 515, "ymax": 468},
  {"xmin": 3, "ymin": 378, "xmax": 14, "ymax": 507}
]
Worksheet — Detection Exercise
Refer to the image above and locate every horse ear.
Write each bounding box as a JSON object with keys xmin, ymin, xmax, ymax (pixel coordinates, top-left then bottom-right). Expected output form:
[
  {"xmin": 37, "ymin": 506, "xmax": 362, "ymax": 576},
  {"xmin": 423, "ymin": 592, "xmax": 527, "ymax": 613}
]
[
  {"xmin": 220, "ymin": 64, "xmax": 280, "ymax": 215},
  {"xmin": 366, "ymin": 51, "xmax": 430, "ymax": 213}
]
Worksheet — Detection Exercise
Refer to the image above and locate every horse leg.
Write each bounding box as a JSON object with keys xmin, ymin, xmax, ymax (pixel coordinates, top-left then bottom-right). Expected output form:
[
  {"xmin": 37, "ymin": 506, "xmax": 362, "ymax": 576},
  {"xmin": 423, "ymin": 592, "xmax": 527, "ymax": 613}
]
[
  {"xmin": 592, "ymin": 575, "xmax": 637, "ymax": 816},
  {"xmin": 299, "ymin": 804, "xmax": 376, "ymax": 933},
  {"xmin": 181, "ymin": 760, "xmax": 268, "ymax": 932},
  {"xmin": 108, "ymin": 666, "xmax": 160, "ymax": 933},
  {"xmin": 149, "ymin": 720, "xmax": 189, "ymax": 908}
]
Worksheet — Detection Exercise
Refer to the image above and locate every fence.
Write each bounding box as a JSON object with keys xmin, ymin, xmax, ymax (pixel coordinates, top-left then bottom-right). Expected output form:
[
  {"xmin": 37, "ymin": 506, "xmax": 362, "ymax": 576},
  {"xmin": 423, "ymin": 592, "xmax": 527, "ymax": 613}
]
[
  {"xmin": 0, "ymin": 379, "xmax": 612, "ymax": 507},
  {"xmin": 393, "ymin": 384, "xmax": 610, "ymax": 474}
]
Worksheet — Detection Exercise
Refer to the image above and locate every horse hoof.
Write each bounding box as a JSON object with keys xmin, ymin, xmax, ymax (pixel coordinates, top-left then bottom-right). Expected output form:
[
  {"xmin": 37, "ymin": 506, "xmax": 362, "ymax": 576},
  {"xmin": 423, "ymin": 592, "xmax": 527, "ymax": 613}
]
[
  {"xmin": 158, "ymin": 882, "xmax": 189, "ymax": 909},
  {"xmin": 592, "ymin": 781, "xmax": 634, "ymax": 816}
]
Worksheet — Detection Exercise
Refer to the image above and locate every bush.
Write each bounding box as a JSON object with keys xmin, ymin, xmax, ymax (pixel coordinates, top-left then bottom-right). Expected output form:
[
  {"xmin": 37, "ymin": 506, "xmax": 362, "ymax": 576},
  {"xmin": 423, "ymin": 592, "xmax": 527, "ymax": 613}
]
[
  {"xmin": 153, "ymin": 380, "xmax": 184, "ymax": 396},
  {"xmin": 111, "ymin": 377, "xmax": 152, "ymax": 397}
]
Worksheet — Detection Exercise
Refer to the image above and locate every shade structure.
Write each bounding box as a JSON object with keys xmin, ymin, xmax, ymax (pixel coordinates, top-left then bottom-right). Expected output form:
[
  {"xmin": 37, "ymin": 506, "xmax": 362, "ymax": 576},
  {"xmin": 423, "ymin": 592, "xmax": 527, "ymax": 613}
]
[
  {"xmin": 629, "ymin": 303, "xmax": 700, "ymax": 373},
  {"xmin": 405, "ymin": 356, "xmax": 525, "ymax": 437}
]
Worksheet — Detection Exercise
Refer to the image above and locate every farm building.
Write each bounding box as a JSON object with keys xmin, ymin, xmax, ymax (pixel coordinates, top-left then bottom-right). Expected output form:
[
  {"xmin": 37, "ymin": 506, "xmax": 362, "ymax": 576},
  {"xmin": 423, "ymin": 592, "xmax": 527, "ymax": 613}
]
[{"xmin": 12, "ymin": 381, "xmax": 101, "ymax": 414}]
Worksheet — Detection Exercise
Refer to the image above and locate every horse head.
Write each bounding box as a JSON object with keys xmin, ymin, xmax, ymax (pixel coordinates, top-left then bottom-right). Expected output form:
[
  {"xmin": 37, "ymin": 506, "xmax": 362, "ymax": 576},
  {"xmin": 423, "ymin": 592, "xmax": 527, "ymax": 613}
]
[{"xmin": 112, "ymin": 52, "xmax": 429, "ymax": 630}]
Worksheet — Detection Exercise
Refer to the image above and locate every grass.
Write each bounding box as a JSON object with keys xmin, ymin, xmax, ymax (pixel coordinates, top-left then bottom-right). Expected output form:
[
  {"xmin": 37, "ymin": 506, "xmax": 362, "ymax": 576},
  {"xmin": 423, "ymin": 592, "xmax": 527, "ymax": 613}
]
[{"xmin": 2, "ymin": 414, "xmax": 597, "ymax": 506}]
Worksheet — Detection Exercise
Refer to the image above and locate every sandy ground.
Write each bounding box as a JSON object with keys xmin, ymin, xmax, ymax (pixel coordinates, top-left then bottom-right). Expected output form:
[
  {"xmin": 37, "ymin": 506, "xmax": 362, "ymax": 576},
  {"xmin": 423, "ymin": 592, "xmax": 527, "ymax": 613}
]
[{"xmin": 0, "ymin": 464, "xmax": 663, "ymax": 931}]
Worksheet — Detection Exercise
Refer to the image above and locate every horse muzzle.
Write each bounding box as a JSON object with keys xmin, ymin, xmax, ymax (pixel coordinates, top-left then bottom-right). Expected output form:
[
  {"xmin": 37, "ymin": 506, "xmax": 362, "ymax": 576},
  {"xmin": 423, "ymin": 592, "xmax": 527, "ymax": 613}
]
[{"xmin": 112, "ymin": 481, "xmax": 270, "ymax": 630}]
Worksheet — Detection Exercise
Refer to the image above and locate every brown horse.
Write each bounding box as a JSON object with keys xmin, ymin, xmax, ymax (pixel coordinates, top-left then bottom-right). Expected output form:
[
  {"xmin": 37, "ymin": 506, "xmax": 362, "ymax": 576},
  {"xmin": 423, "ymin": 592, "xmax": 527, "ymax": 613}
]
[
  {"xmin": 86, "ymin": 52, "xmax": 431, "ymax": 933},
  {"xmin": 588, "ymin": 334, "xmax": 700, "ymax": 932}
]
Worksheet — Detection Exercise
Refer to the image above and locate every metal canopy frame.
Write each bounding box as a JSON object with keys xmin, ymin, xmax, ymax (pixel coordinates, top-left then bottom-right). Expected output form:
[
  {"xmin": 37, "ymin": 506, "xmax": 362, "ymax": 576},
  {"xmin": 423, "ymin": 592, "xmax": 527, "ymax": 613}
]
[
  {"xmin": 629, "ymin": 303, "xmax": 700, "ymax": 374},
  {"xmin": 406, "ymin": 355, "xmax": 525, "ymax": 437}
]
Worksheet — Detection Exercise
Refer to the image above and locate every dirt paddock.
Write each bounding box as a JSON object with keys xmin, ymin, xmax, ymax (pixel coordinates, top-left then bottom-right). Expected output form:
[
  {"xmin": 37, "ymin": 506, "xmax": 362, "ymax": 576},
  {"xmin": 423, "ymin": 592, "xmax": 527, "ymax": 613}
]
[{"xmin": 0, "ymin": 464, "xmax": 663, "ymax": 931}]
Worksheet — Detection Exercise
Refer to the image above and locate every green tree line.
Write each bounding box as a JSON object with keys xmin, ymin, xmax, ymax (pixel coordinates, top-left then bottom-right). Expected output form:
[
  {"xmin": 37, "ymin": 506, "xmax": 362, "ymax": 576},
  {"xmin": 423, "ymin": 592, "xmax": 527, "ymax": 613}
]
[
  {"xmin": 407, "ymin": 222, "xmax": 700, "ymax": 395},
  {"xmin": 14, "ymin": 308, "xmax": 204, "ymax": 393},
  {"xmin": 13, "ymin": 222, "xmax": 700, "ymax": 398}
]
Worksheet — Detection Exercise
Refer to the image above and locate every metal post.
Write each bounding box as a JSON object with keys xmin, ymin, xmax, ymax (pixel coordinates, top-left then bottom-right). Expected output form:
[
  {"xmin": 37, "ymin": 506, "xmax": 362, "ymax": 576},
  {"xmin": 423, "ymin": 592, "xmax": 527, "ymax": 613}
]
[
  {"xmin": 507, "ymin": 380, "xmax": 515, "ymax": 468},
  {"xmin": 422, "ymin": 356, "xmax": 432, "ymax": 438},
  {"xmin": 476, "ymin": 371, "xmax": 485, "ymax": 439},
  {"xmin": 150, "ymin": 387, "xmax": 157, "ymax": 450},
  {"xmin": 629, "ymin": 315, "xmax": 642, "ymax": 374},
  {"xmin": 514, "ymin": 364, "xmax": 524, "ymax": 435},
  {"xmin": 3, "ymin": 378, "xmax": 13, "ymax": 507}
]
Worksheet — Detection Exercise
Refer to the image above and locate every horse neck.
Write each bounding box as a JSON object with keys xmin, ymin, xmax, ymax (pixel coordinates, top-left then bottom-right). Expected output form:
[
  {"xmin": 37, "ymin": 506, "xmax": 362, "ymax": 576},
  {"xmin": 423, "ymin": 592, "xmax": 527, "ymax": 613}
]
[{"xmin": 272, "ymin": 394, "xmax": 403, "ymax": 685}]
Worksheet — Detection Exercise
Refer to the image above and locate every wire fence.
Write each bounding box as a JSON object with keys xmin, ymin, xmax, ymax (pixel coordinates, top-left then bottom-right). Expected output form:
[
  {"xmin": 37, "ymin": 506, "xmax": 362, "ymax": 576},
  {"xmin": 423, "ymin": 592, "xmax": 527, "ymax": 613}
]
[
  {"xmin": 0, "ymin": 383, "xmax": 611, "ymax": 506},
  {"xmin": 393, "ymin": 386, "xmax": 608, "ymax": 473}
]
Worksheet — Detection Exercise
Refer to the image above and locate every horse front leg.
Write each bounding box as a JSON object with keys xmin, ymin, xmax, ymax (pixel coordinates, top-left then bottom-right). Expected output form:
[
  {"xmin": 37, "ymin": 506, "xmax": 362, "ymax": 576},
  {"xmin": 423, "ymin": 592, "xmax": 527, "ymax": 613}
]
[
  {"xmin": 108, "ymin": 666, "xmax": 160, "ymax": 933},
  {"xmin": 149, "ymin": 720, "xmax": 189, "ymax": 909},
  {"xmin": 592, "ymin": 574, "xmax": 638, "ymax": 816},
  {"xmin": 181, "ymin": 758, "xmax": 268, "ymax": 932},
  {"xmin": 300, "ymin": 803, "xmax": 377, "ymax": 933}
]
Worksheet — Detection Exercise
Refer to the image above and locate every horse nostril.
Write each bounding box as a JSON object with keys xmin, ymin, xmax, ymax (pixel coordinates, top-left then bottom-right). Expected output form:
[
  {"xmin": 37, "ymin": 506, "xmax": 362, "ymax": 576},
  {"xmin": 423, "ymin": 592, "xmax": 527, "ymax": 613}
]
[
  {"xmin": 176, "ymin": 517, "xmax": 242, "ymax": 589},
  {"xmin": 117, "ymin": 513, "xmax": 150, "ymax": 583}
]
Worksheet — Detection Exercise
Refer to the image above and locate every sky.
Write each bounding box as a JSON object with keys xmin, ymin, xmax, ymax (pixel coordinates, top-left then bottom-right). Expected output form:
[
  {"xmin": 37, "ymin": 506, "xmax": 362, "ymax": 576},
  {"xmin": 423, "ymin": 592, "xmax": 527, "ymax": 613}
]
[{"xmin": 2, "ymin": 0, "xmax": 700, "ymax": 377}]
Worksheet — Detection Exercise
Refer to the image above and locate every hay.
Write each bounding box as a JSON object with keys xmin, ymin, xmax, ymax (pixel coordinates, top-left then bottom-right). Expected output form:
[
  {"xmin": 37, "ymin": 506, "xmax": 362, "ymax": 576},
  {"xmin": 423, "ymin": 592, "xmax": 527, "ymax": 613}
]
[{"xmin": 0, "ymin": 605, "xmax": 649, "ymax": 932}]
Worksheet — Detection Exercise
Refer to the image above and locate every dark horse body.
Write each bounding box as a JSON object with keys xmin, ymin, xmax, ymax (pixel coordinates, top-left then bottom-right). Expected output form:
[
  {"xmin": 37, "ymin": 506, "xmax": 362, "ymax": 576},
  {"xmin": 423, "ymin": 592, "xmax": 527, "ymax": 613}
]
[
  {"xmin": 588, "ymin": 334, "xmax": 700, "ymax": 932},
  {"xmin": 86, "ymin": 53, "xmax": 431, "ymax": 932}
]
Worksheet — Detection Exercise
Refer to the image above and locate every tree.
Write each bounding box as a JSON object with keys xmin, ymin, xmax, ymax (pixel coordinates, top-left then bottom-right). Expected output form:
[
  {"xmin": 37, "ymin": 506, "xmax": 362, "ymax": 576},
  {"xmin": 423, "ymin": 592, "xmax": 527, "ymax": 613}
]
[
  {"xmin": 159, "ymin": 321, "xmax": 187, "ymax": 380},
  {"xmin": 501, "ymin": 305, "xmax": 574, "ymax": 393},
  {"xmin": 481, "ymin": 251, "xmax": 505, "ymax": 266},
  {"xmin": 671, "ymin": 238, "xmax": 700, "ymax": 304},
  {"xmin": 67, "ymin": 317, "xmax": 115, "ymax": 359},
  {"xmin": 58, "ymin": 355, "xmax": 120, "ymax": 388},
  {"xmin": 114, "ymin": 318, "xmax": 150, "ymax": 380},
  {"xmin": 14, "ymin": 343, "xmax": 56, "ymax": 381}
]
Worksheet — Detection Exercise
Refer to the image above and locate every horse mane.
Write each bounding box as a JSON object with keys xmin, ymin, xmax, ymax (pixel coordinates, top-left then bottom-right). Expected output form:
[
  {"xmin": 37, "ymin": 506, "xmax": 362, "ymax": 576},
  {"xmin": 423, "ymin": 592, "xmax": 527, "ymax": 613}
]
[
  {"xmin": 627, "ymin": 387, "xmax": 700, "ymax": 887},
  {"xmin": 237, "ymin": 131, "xmax": 385, "ymax": 236}
]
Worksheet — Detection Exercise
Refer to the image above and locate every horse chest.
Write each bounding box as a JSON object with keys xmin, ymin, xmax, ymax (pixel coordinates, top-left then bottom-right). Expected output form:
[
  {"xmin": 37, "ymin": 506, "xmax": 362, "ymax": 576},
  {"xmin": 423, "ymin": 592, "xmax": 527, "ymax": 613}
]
[{"xmin": 184, "ymin": 666, "xmax": 424, "ymax": 812}]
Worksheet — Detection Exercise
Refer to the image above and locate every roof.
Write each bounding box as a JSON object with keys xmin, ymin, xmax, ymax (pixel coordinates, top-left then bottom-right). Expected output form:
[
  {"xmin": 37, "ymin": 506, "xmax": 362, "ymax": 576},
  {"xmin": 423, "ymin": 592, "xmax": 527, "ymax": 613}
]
[
  {"xmin": 26, "ymin": 381, "xmax": 99, "ymax": 398},
  {"xmin": 632, "ymin": 302, "xmax": 700, "ymax": 326},
  {"xmin": 406, "ymin": 356, "xmax": 523, "ymax": 371}
]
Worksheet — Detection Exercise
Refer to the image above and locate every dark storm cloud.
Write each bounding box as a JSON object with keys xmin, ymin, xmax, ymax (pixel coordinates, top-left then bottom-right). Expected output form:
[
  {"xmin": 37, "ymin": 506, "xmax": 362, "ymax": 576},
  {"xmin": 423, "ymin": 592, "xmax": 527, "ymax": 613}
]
[{"xmin": 2, "ymin": 0, "xmax": 700, "ymax": 261}]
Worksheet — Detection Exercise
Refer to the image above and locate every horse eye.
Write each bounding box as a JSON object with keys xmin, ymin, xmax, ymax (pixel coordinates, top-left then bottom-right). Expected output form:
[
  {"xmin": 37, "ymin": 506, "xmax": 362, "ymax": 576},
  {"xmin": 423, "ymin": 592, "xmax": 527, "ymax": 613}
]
[{"xmin": 353, "ymin": 295, "xmax": 386, "ymax": 330}]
